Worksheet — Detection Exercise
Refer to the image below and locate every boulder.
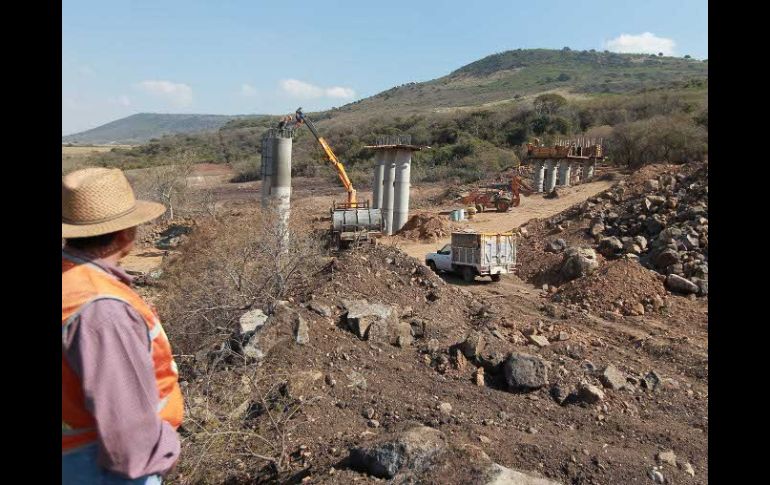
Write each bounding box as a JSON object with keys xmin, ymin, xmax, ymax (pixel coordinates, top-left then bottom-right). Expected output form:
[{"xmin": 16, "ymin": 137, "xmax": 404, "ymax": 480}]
[
  {"xmin": 308, "ymin": 301, "xmax": 332, "ymax": 317},
  {"xmin": 576, "ymin": 383, "xmax": 605, "ymax": 404},
  {"xmin": 544, "ymin": 238, "xmax": 567, "ymax": 253},
  {"xmin": 344, "ymin": 299, "xmax": 411, "ymax": 345},
  {"xmin": 484, "ymin": 463, "xmax": 563, "ymax": 485},
  {"xmin": 349, "ymin": 424, "xmax": 447, "ymax": 479},
  {"xmin": 598, "ymin": 237, "xmax": 623, "ymax": 256},
  {"xmin": 665, "ymin": 274, "xmax": 699, "ymax": 294},
  {"xmin": 238, "ymin": 309, "xmax": 268, "ymax": 336},
  {"xmin": 460, "ymin": 332, "xmax": 486, "ymax": 360},
  {"xmin": 503, "ymin": 353, "xmax": 549, "ymax": 391},
  {"xmin": 560, "ymin": 247, "xmax": 599, "ymax": 280},
  {"xmin": 654, "ymin": 249, "xmax": 680, "ymax": 269},
  {"xmin": 599, "ymin": 365, "xmax": 627, "ymax": 390}
]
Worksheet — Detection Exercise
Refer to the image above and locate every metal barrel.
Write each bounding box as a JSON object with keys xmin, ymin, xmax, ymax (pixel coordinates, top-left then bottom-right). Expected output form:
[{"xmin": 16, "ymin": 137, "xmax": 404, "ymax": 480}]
[{"xmin": 332, "ymin": 208, "xmax": 383, "ymax": 233}]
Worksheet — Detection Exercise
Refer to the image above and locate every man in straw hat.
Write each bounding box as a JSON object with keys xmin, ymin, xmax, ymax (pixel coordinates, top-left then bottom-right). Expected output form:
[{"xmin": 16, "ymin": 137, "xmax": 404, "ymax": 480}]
[{"xmin": 62, "ymin": 167, "xmax": 184, "ymax": 484}]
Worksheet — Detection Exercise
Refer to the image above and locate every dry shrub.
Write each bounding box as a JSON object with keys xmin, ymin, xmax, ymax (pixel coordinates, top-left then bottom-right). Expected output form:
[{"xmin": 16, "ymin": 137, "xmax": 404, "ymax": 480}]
[
  {"xmin": 158, "ymin": 205, "xmax": 325, "ymax": 356},
  {"xmin": 156, "ymin": 207, "xmax": 327, "ymax": 483}
]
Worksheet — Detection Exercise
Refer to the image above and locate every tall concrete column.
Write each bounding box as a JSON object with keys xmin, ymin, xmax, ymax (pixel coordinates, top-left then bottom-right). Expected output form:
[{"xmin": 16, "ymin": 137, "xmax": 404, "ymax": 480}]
[
  {"xmin": 261, "ymin": 132, "xmax": 274, "ymax": 208},
  {"xmin": 532, "ymin": 160, "xmax": 545, "ymax": 193},
  {"xmin": 381, "ymin": 150, "xmax": 397, "ymax": 235},
  {"xmin": 544, "ymin": 160, "xmax": 557, "ymax": 192},
  {"xmin": 570, "ymin": 162, "xmax": 581, "ymax": 185},
  {"xmin": 392, "ymin": 149, "xmax": 412, "ymax": 233},
  {"xmin": 271, "ymin": 134, "xmax": 292, "ymax": 242},
  {"xmin": 557, "ymin": 160, "xmax": 571, "ymax": 186},
  {"xmin": 372, "ymin": 152, "xmax": 385, "ymax": 209},
  {"xmin": 584, "ymin": 162, "xmax": 595, "ymax": 179}
]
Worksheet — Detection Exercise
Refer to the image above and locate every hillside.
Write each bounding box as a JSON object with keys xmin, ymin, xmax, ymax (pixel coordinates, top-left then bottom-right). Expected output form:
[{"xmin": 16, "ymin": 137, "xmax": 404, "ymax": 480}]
[
  {"xmin": 77, "ymin": 49, "xmax": 707, "ymax": 181},
  {"xmin": 62, "ymin": 113, "xmax": 267, "ymax": 145}
]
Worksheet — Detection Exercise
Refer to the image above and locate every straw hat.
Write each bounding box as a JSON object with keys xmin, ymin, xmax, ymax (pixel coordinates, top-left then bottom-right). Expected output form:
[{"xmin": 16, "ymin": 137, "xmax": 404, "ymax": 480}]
[{"xmin": 62, "ymin": 167, "xmax": 166, "ymax": 238}]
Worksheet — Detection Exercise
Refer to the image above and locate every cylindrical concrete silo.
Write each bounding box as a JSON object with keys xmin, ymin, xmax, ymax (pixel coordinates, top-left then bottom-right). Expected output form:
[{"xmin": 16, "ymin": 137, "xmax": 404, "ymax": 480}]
[{"xmin": 392, "ymin": 149, "xmax": 412, "ymax": 233}]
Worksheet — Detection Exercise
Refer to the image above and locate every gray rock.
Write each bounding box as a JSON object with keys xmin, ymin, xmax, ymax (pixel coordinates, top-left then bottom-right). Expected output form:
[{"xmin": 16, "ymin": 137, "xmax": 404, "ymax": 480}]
[
  {"xmin": 681, "ymin": 462, "xmax": 695, "ymax": 477},
  {"xmin": 560, "ymin": 247, "xmax": 599, "ymax": 280},
  {"xmin": 484, "ymin": 463, "xmax": 563, "ymax": 485},
  {"xmin": 503, "ymin": 353, "xmax": 549, "ymax": 391},
  {"xmin": 644, "ymin": 179, "xmax": 660, "ymax": 191},
  {"xmin": 588, "ymin": 217, "xmax": 605, "ymax": 237},
  {"xmin": 238, "ymin": 309, "xmax": 268, "ymax": 335},
  {"xmin": 598, "ymin": 237, "xmax": 623, "ymax": 256},
  {"xmin": 576, "ymin": 383, "xmax": 605, "ymax": 404},
  {"xmin": 343, "ymin": 299, "xmax": 394, "ymax": 339},
  {"xmin": 600, "ymin": 365, "xmax": 627, "ymax": 390},
  {"xmin": 655, "ymin": 249, "xmax": 680, "ymax": 269},
  {"xmin": 242, "ymin": 339, "xmax": 264, "ymax": 361},
  {"xmin": 656, "ymin": 450, "xmax": 677, "ymax": 466},
  {"xmin": 641, "ymin": 371, "xmax": 662, "ymax": 391},
  {"xmin": 648, "ymin": 469, "xmax": 665, "ymax": 484},
  {"xmin": 344, "ymin": 299, "xmax": 411, "ymax": 345},
  {"xmin": 438, "ymin": 402, "xmax": 452, "ymax": 415},
  {"xmin": 426, "ymin": 338, "xmax": 441, "ymax": 354},
  {"xmin": 634, "ymin": 235, "xmax": 648, "ymax": 250},
  {"xmin": 308, "ymin": 301, "xmax": 332, "ymax": 317},
  {"xmin": 544, "ymin": 238, "xmax": 567, "ymax": 253},
  {"xmin": 665, "ymin": 274, "xmax": 699, "ymax": 294},
  {"xmin": 349, "ymin": 424, "xmax": 447, "ymax": 479},
  {"xmin": 461, "ymin": 332, "xmax": 486, "ymax": 360},
  {"xmin": 528, "ymin": 335, "xmax": 550, "ymax": 347},
  {"xmin": 294, "ymin": 314, "xmax": 310, "ymax": 345}
]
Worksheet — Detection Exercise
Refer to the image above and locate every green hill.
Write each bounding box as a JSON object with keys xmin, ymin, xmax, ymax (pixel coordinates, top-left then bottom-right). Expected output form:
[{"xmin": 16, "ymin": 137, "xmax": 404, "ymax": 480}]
[
  {"xmin": 62, "ymin": 113, "xmax": 267, "ymax": 145},
  {"xmin": 82, "ymin": 49, "xmax": 708, "ymax": 181}
]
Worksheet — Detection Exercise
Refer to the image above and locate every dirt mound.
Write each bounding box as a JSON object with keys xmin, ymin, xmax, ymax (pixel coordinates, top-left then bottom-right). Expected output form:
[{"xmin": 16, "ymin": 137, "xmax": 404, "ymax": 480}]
[
  {"xmin": 556, "ymin": 258, "xmax": 667, "ymax": 315},
  {"xmin": 396, "ymin": 212, "xmax": 450, "ymax": 242}
]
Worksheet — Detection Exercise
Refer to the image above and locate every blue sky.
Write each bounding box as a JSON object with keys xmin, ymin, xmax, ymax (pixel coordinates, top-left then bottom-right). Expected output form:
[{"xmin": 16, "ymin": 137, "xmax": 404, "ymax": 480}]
[{"xmin": 62, "ymin": 0, "xmax": 708, "ymax": 135}]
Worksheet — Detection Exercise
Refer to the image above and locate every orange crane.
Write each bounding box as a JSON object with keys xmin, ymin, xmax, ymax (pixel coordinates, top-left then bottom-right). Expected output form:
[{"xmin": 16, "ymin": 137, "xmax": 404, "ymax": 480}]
[{"xmin": 293, "ymin": 108, "xmax": 360, "ymax": 208}]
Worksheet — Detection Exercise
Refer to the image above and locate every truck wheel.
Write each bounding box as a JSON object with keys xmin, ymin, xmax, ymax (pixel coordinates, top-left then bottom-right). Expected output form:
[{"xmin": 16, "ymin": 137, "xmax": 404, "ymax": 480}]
[
  {"xmin": 427, "ymin": 261, "xmax": 438, "ymax": 274},
  {"xmin": 496, "ymin": 200, "xmax": 510, "ymax": 212},
  {"xmin": 462, "ymin": 266, "xmax": 475, "ymax": 283},
  {"xmin": 491, "ymin": 274, "xmax": 501, "ymax": 282},
  {"xmin": 476, "ymin": 204, "xmax": 485, "ymax": 213}
]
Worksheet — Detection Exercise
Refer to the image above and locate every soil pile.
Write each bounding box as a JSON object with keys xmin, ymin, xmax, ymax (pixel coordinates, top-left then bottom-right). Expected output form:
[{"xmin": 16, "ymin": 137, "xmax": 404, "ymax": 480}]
[{"xmin": 397, "ymin": 213, "xmax": 450, "ymax": 242}]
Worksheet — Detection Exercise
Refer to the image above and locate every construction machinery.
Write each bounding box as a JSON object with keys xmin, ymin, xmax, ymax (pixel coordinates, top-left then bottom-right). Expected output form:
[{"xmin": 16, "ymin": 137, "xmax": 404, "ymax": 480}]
[
  {"xmin": 291, "ymin": 108, "xmax": 383, "ymax": 248},
  {"xmin": 460, "ymin": 173, "xmax": 533, "ymax": 213}
]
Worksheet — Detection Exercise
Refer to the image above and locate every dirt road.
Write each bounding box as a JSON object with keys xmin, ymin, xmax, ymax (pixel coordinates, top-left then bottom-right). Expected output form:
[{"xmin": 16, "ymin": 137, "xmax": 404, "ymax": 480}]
[{"xmin": 388, "ymin": 180, "xmax": 614, "ymax": 261}]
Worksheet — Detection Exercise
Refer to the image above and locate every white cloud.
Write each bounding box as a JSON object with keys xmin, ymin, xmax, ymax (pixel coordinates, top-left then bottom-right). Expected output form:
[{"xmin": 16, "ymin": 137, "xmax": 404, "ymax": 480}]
[
  {"xmin": 279, "ymin": 79, "xmax": 355, "ymax": 99},
  {"xmin": 325, "ymin": 86, "xmax": 356, "ymax": 99},
  {"xmin": 280, "ymin": 79, "xmax": 324, "ymax": 98},
  {"xmin": 136, "ymin": 80, "xmax": 193, "ymax": 107},
  {"xmin": 112, "ymin": 95, "xmax": 131, "ymax": 107},
  {"xmin": 605, "ymin": 32, "xmax": 676, "ymax": 56},
  {"xmin": 240, "ymin": 83, "xmax": 257, "ymax": 97}
]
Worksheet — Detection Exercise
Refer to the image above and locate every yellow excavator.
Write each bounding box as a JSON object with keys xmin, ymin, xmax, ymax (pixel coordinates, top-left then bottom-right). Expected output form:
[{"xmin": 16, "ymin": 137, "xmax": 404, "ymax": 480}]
[
  {"xmin": 293, "ymin": 108, "xmax": 361, "ymax": 208},
  {"xmin": 291, "ymin": 108, "xmax": 383, "ymax": 248}
]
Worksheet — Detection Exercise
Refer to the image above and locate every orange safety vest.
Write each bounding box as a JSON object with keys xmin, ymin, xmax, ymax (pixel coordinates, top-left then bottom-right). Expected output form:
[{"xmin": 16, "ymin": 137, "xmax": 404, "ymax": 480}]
[{"xmin": 62, "ymin": 251, "xmax": 184, "ymax": 453}]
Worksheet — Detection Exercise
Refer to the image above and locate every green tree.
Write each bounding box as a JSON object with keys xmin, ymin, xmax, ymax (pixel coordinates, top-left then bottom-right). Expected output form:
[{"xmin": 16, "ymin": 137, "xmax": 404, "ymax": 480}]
[{"xmin": 533, "ymin": 93, "xmax": 567, "ymax": 116}]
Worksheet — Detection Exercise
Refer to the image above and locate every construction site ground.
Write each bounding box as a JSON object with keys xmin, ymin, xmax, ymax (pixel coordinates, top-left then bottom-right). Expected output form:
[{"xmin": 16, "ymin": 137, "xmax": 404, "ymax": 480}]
[{"xmin": 124, "ymin": 163, "xmax": 707, "ymax": 484}]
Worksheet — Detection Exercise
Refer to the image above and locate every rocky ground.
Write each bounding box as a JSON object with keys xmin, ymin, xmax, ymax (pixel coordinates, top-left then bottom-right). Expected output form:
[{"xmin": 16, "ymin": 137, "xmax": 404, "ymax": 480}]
[{"xmin": 133, "ymin": 162, "xmax": 707, "ymax": 484}]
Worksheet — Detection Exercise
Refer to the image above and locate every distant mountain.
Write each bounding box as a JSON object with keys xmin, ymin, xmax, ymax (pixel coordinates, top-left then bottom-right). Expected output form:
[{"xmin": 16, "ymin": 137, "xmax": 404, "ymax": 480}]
[
  {"xmin": 62, "ymin": 113, "xmax": 266, "ymax": 145},
  {"xmin": 66, "ymin": 49, "xmax": 707, "ymax": 146}
]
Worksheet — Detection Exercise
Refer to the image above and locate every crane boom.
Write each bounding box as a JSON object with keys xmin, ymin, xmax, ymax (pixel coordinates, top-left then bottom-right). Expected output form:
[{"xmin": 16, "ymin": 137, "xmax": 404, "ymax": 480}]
[{"xmin": 294, "ymin": 108, "xmax": 357, "ymax": 205}]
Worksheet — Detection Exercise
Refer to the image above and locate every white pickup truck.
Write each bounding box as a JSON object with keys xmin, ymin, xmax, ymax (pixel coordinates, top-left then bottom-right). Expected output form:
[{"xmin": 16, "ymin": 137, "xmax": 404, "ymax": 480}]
[{"xmin": 425, "ymin": 232, "xmax": 517, "ymax": 282}]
